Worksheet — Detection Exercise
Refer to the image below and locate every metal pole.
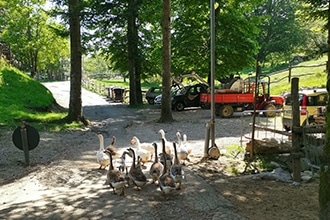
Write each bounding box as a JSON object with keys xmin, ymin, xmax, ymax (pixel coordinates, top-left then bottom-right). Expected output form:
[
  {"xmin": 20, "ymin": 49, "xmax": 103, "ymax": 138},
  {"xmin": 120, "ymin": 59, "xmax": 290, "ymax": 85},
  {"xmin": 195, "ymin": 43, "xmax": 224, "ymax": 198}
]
[
  {"xmin": 20, "ymin": 121, "xmax": 30, "ymax": 166},
  {"xmin": 210, "ymin": 0, "xmax": 216, "ymax": 147},
  {"xmin": 203, "ymin": 0, "xmax": 216, "ymax": 159}
]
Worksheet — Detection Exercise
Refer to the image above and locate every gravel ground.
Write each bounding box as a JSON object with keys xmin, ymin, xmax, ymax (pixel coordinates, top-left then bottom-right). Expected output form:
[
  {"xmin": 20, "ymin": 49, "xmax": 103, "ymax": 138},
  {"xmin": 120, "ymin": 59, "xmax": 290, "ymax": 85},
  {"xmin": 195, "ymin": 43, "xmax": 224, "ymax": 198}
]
[{"xmin": 0, "ymin": 81, "xmax": 319, "ymax": 219}]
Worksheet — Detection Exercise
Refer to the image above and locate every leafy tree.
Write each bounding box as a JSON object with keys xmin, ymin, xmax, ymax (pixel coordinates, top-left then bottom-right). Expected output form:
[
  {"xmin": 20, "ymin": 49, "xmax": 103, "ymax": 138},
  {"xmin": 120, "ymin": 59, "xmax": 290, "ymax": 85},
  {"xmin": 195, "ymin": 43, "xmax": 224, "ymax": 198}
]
[
  {"xmin": 171, "ymin": 0, "xmax": 260, "ymax": 79},
  {"xmin": 0, "ymin": 0, "xmax": 68, "ymax": 78},
  {"xmin": 253, "ymin": 0, "xmax": 307, "ymax": 65},
  {"xmin": 83, "ymin": 54, "xmax": 109, "ymax": 77}
]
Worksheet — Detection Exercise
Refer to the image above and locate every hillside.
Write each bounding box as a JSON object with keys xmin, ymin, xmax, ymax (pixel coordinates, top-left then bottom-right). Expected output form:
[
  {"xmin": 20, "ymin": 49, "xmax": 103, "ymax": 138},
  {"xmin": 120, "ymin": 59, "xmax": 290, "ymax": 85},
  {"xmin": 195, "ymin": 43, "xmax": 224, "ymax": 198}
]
[
  {"xmin": 267, "ymin": 56, "xmax": 327, "ymax": 95},
  {"xmin": 0, "ymin": 64, "xmax": 59, "ymax": 127}
]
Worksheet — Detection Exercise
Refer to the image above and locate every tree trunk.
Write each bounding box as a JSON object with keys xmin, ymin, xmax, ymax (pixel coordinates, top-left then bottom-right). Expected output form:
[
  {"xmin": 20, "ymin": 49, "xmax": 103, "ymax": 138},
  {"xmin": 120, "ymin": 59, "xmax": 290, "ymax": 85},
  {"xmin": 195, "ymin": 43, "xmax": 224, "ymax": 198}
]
[
  {"xmin": 127, "ymin": 0, "xmax": 143, "ymax": 106},
  {"xmin": 67, "ymin": 0, "xmax": 83, "ymax": 123},
  {"xmin": 320, "ymin": 2, "xmax": 330, "ymax": 219},
  {"xmin": 158, "ymin": 0, "xmax": 173, "ymax": 123},
  {"xmin": 135, "ymin": 55, "xmax": 143, "ymax": 104}
]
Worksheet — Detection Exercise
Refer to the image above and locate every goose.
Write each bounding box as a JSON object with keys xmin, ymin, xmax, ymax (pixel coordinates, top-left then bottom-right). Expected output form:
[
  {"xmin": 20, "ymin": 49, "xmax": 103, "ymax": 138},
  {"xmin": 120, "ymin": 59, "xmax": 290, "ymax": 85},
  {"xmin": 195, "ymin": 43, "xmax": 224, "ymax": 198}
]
[
  {"xmin": 125, "ymin": 167, "xmax": 132, "ymax": 187},
  {"xmin": 136, "ymin": 155, "xmax": 143, "ymax": 170},
  {"xmin": 130, "ymin": 136, "xmax": 152, "ymax": 165},
  {"xmin": 158, "ymin": 129, "xmax": 173, "ymax": 157},
  {"xmin": 112, "ymin": 151, "xmax": 130, "ymax": 173},
  {"xmin": 183, "ymin": 134, "xmax": 192, "ymax": 155},
  {"xmin": 105, "ymin": 136, "xmax": 118, "ymax": 158},
  {"xmin": 170, "ymin": 141, "xmax": 184, "ymax": 190},
  {"xmin": 159, "ymin": 152, "xmax": 173, "ymax": 168},
  {"xmin": 96, "ymin": 134, "xmax": 110, "ymax": 169},
  {"xmin": 104, "ymin": 149, "xmax": 126, "ymax": 196},
  {"xmin": 149, "ymin": 143, "xmax": 164, "ymax": 185},
  {"xmin": 126, "ymin": 147, "xmax": 147, "ymax": 190},
  {"xmin": 158, "ymin": 138, "xmax": 176, "ymax": 199},
  {"xmin": 177, "ymin": 132, "xmax": 190, "ymax": 165}
]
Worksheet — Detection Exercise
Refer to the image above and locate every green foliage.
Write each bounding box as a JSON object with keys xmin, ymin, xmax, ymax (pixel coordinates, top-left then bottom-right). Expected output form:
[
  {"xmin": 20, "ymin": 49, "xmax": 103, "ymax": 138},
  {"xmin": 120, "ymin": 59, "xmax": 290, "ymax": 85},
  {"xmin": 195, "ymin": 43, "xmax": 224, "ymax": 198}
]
[
  {"xmin": 223, "ymin": 144, "xmax": 245, "ymax": 158},
  {"xmin": 0, "ymin": 0, "xmax": 69, "ymax": 78},
  {"xmin": 0, "ymin": 65, "xmax": 80, "ymax": 130},
  {"xmin": 255, "ymin": 0, "xmax": 308, "ymax": 64},
  {"xmin": 252, "ymin": 154, "xmax": 279, "ymax": 171}
]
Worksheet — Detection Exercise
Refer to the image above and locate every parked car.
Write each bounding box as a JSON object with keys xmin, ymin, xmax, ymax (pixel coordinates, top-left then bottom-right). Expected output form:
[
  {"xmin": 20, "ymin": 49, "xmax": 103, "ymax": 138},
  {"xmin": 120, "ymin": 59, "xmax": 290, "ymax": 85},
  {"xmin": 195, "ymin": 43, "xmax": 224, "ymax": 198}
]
[
  {"xmin": 153, "ymin": 85, "xmax": 182, "ymax": 106},
  {"xmin": 145, "ymin": 86, "xmax": 162, "ymax": 105},
  {"xmin": 282, "ymin": 88, "xmax": 328, "ymax": 131}
]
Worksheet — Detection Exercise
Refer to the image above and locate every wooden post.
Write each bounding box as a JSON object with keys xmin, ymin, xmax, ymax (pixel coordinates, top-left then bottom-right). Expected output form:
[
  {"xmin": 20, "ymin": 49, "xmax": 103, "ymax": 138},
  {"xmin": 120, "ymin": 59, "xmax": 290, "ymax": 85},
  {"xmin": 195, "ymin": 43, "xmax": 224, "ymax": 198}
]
[
  {"xmin": 288, "ymin": 63, "xmax": 292, "ymax": 82},
  {"xmin": 291, "ymin": 78, "xmax": 301, "ymax": 182},
  {"xmin": 203, "ymin": 120, "xmax": 211, "ymax": 158},
  {"xmin": 250, "ymin": 58, "xmax": 260, "ymax": 158},
  {"xmin": 20, "ymin": 121, "xmax": 30, "ymax": 166}
]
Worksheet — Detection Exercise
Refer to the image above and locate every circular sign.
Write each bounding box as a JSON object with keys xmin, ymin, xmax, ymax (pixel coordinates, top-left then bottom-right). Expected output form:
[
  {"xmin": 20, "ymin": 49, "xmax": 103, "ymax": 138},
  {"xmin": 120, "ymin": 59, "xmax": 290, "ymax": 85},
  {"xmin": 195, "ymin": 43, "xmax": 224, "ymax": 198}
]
[{"xmin": 12, "ymin": 124, "xmax": 40, "ymax": 151}]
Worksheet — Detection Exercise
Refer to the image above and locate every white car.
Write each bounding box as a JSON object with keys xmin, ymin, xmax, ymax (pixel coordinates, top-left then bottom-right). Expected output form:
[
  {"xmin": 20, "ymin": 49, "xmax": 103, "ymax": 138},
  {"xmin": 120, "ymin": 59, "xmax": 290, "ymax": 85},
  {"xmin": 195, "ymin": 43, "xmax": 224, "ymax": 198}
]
[
  {"xmin": 154, "ymin": 94, "xmax": 162, "ymax": 105},
  {"xmin": 153, "ymin": 86, "xmax": 186, "ymax": 106}
]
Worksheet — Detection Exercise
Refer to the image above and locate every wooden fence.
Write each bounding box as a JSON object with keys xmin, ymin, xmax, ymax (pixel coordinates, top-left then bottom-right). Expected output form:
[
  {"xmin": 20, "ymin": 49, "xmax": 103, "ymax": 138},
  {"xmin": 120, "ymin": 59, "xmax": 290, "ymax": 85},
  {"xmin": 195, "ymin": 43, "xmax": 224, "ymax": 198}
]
[{"xmin": 268, "ymin": 63, "xmax": 326, "ymax": 84}]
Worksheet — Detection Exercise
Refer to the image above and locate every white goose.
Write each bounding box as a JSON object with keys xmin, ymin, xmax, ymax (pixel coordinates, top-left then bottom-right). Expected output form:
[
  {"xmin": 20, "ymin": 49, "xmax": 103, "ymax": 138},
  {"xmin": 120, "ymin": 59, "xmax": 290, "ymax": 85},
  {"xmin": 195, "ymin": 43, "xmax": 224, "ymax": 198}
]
[
  {"xmin": 130, "ymin": 136, "xmax": 152, "ymax": 165},
  {"xmin": 177, "ymin": 132, "xmax": 190, "ymax": 165},
  {"xmin": 96, "ymin": 134, "xmax": 110, "ymax": 169}
]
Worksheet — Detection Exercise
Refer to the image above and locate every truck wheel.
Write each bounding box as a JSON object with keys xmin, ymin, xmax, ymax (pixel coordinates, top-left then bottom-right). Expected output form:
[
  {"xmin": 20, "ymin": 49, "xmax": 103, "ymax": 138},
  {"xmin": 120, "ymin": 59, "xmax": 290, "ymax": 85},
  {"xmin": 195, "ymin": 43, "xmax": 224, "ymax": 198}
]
[
  {"xmin": 220, "ymin": 105, "xmax": 234, "ymax": 118},
  {"xmin": 263, "ymin": 104, "xmax": 276, "ymax": 117},
  {"xmin": 175, "ymin": 102, "xmax": 185, "ymax": 111}
]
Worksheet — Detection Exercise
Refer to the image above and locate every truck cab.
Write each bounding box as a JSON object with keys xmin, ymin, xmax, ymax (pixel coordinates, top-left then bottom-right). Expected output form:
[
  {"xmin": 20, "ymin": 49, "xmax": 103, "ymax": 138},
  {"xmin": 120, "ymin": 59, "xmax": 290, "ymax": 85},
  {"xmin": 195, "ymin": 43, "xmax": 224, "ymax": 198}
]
[{"xmin": 171, "ymin": 83, "xmax": 209, "ymax": 111}]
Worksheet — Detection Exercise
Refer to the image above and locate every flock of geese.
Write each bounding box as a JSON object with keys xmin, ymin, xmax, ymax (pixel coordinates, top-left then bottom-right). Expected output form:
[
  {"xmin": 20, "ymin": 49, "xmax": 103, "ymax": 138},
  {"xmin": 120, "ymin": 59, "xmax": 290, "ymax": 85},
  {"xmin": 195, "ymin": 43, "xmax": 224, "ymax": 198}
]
[{"xmin": 96, "ymin": 129, "xmax": 191, "ymax": 199}]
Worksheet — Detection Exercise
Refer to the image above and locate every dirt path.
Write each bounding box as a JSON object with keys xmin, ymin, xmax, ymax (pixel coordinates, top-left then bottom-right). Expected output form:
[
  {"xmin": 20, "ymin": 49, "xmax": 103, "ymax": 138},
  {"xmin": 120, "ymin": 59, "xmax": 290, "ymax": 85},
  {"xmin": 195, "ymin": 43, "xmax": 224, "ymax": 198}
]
[{"xmin": 0, "ymin": 81, "xmax": 319, "ymax": 219}]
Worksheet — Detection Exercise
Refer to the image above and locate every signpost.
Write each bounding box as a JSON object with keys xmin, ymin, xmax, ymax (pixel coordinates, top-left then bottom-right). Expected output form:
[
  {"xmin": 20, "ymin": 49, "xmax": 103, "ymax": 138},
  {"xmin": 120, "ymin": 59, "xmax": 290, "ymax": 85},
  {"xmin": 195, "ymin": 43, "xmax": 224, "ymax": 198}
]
[{"xmin": 12, "ymin": 121, "xmax": 40, "ymax": 166}]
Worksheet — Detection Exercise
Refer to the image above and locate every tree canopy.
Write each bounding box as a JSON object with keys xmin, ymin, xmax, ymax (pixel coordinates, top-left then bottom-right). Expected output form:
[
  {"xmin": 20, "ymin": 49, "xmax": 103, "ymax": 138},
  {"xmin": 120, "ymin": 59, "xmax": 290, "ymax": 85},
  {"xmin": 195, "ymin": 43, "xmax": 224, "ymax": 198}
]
[{"xmin": 0, "ymin": 0, "xmax": 69, "ymax": 79}]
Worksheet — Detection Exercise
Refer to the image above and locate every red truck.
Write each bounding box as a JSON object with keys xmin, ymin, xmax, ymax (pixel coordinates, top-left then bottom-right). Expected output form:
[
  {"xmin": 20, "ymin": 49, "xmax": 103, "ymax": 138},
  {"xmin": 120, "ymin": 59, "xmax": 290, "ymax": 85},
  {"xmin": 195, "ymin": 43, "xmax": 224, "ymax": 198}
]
[{"xmin": 200, "ymin": 75, "xmax": 284, "ymax": 118}]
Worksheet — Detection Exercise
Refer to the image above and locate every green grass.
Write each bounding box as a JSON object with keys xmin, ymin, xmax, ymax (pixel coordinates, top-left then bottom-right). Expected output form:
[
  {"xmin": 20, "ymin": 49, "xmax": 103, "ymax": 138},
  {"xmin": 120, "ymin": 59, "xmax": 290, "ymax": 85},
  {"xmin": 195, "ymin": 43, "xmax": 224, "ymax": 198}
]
[
  {"xmin": 0, "ymin": 62, "xmax": 81, "ymax": 131},
  {"xmin": 268, "ymin": 56, "xmax": 327, "ymax": 95}
]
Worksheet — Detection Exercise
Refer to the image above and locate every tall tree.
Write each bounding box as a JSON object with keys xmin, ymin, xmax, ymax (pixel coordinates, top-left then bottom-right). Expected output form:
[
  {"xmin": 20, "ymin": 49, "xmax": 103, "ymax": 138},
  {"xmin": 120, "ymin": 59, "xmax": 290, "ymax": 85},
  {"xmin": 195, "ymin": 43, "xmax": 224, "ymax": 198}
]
[
  {"xmin": 171, "ymin": 0, "xmax": 260, "ymax": 79},
  {"xmin": 159, "ymin": 0, "xmax": 173, "ymax": 123},
  {"xmin": 67, "ymin": 0, "xmax": 83, "ymax": 123},
  {"xmin": 253, "ymin": 0, "xmax": 307, "ymax": 65},
  {"xmin": 0, "ymin": 0, "xmax": 68, "ymax": 78}
]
